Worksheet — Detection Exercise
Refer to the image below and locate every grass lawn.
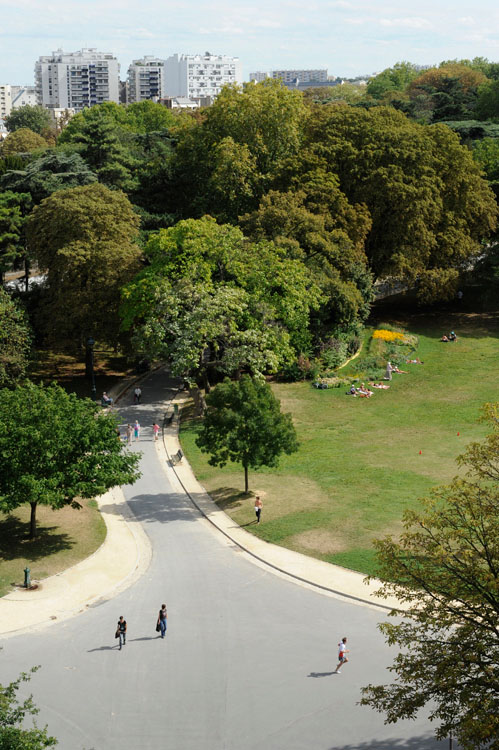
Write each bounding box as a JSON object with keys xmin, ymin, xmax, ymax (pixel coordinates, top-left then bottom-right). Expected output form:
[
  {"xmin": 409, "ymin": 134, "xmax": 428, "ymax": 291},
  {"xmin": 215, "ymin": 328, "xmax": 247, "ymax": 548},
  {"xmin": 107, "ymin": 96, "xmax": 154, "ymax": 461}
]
[
  {"xmin": 0, "ymin": 499, "xmax": 106, "ymax": 597},
  {"xmin": 180, "ymin": 308, "xmax": 499, "ymax": 576}
]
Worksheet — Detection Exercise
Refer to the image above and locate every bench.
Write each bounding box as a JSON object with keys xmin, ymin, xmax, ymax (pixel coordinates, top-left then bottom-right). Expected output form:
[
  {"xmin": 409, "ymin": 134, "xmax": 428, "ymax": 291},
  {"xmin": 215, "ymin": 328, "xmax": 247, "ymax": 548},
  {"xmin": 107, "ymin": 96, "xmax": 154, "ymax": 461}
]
[{"xmin": 170, "ymin": 449, "xmax": 183, "ymax": 466}]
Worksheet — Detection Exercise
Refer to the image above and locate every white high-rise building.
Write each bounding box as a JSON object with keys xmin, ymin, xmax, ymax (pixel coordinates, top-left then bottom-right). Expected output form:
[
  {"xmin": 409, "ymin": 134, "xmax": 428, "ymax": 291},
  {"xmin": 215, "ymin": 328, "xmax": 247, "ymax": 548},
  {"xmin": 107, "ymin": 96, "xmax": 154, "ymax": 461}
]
[
  {"xmin": 165, "ymin": 52, "xmax": 242, "ymax": 99},
  {"xmin": 249, "ymin": 72, "xmax": 270, "ymax": 83},
  {"xmin": 11, "ymin": 86, "xmax": 37, "ymax": 108},
  {"xmin": 0, "ymin": 85, "xmax": 13, "ymax": 119},
  {"xmin": 127, "ymin": 57, "xmax": 166, "ymax": 103},
  {"xmin": 35, "ymin": 48, "xmax": 120, "ymax": 112}
]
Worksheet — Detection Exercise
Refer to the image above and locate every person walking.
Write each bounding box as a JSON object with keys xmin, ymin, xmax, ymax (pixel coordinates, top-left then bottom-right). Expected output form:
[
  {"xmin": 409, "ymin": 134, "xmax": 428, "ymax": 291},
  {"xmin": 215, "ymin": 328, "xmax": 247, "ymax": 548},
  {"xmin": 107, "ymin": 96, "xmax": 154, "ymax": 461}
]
[
  {"xmin": 126, "ymin": 424, "xmax": 133, "ymax": 446},
  {"xmin": 116, "ymin": 615, "xmax": 127, "ymax": 650},
  {"xmin": 384, "ymin": 361, "xmax": 393, "ymax": 381},
  {"xmin": 152, "ymin": 422, "xmax": 160, "ymax": 441},
  {"xmin": 254, "ymin": 496, "xmax": 263, "ymax": 524},
  {"xmin": 157, "ymin": 604, "xmax": 168, "ymax": 639},
  {"xmin": 133, "ymin": 386, "xmax": 142, "ymax": 404},
  {"xmin": 133, "ymin": 420, "xmax": 140, "ymax": 442},
  {"xmin": 334, "ymin": 637, "xmax": 349, "ymax": 673}
]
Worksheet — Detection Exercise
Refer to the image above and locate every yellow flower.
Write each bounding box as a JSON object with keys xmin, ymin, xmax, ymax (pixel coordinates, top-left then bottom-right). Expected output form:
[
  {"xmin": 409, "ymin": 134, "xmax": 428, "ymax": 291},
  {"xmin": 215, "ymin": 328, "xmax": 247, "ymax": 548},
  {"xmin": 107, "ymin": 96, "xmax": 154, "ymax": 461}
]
[{"xmin": 372, "ymin": 329, "xmax": 405, "ymax": 342}]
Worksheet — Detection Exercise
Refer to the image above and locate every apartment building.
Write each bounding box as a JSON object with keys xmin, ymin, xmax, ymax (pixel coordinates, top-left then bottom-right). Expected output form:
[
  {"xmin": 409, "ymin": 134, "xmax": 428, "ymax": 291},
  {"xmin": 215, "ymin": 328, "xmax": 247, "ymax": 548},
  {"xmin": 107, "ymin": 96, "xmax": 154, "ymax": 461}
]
[
  {"xmin": 165, "ymin": 52, "xmax": 242, "ymax": 99},
  {"xmin": 0, "ymin": 85, "xmax": 13, "ymax": 119},
  {"xmin": 249, "ymin": 71, "xmax": 270, "ymax": 83},
  {"xmin": 35, "ymin": 48, "xmax": 120, "ymax": 111},
  {"xmin": 271, "ymin": 69, "xmax": 328, "ymax": 84},
  {"xmin": 127, "ymin": 56, "xmax": 166, "ymax": 102}
]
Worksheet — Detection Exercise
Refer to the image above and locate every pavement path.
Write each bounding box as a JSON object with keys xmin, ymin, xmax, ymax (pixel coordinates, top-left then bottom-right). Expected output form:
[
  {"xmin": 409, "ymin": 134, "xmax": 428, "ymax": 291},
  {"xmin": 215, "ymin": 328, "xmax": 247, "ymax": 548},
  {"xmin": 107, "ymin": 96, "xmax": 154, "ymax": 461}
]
[{"xmin": 0, "ymin": 368, "xmax": 443, "ymax": 749}]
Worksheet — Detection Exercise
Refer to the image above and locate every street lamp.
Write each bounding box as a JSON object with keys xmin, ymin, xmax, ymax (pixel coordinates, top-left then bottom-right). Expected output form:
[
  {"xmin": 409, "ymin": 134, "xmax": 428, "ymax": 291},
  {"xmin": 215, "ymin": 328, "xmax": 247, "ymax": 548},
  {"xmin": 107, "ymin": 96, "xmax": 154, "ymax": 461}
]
[{"xmin": 86, "ymin": 337, "xmax": 97, "ymax": 400}]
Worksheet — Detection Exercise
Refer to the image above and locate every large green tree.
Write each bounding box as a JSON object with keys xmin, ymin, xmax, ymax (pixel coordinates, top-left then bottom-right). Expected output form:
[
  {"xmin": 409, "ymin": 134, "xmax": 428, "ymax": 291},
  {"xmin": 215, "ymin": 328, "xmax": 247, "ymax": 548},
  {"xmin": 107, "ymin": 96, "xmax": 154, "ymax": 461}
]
[
  {"xmin": 407, "ymin": 64, "xmax": 488, "ymax": 123},
  {"xmin": 1, "ymin": 129, "xmax": 47, "ymax": 156},
  {"xmin": 0, "ymin": 288, "xmax": 31, "ymax": 387},
  {"xmin": 0, "ymin": 191, "xmax": 27, "ymax": 282},
  {"xmin": 0, "ymin": 151, "xmax": 97, "ymax": 204},
  {"xmin": 0, "ymin": 667, "xmax": 57, "ymax": 748},
  {"xmin": 4, "ymin": 105, "xmax": 51, "ymax": 136},
  {"xmin": 361, "ymin": 404, "xmax": 499, "ymax": 749},
  {"xmin": 366, "ymin": 61, "xmax": 420, "ymax": 101},
  {"xmin": 0, "ymin": 381, "xmax": 141, "ymax": 538},
  {"xmin": 27, "ymin": 183, "xmax": 142, "ymax": 349},
  {"xmin": 196, "ymin": 375, "xmax": 298, "ymax": 492},
  {"xmin": 302, "ymin": 104, "xmax": 497, "ymax": 299}
]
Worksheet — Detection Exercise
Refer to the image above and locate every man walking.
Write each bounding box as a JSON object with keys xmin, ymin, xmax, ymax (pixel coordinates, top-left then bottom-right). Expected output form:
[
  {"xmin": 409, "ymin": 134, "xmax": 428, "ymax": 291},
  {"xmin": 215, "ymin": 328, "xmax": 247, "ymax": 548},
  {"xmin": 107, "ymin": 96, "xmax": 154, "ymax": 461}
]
[
  {"xmin": 157, "ymin": 604, "xmax": 168, "ymax": 639},
  {"xmin": 126, "ymin": 424, "xmax": 133, "ymax": 446},
  {"xmin": 133, "ymin": 386, "xmax": 142, "ymax": 404},
  {"xmin": 334, "ymin": 637, "xmax": 349, "ymax": 673},
  {"xmin": 116, "ymin": 615, "xmax": 127, "ymax": 650},
  {"xmin": 254, "ymin": 496, "xmax": 263, "ymax": 524}
]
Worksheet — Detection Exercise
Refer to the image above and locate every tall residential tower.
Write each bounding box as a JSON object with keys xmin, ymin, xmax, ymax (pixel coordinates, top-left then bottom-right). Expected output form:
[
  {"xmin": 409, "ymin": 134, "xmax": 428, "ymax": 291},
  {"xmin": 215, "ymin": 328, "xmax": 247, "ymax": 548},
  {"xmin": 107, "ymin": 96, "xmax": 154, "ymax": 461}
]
[{"xmin": 127, "ymin": 57, "xmax": 166, "ymax": 102}]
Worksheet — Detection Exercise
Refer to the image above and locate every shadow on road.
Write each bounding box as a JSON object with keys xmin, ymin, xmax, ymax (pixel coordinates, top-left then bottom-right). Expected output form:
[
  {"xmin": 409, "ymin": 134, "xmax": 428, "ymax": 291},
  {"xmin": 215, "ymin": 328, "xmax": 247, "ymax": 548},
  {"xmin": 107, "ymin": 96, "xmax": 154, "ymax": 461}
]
[
  {"xmin": 330, "ymin": 735, "xmax": 445, "ymax": 749},
  {"xmin": 308, "ymin": 671, "xmax": 336, "ymax": 678},
  {"xmin": 87, "ymin": 645, "xmax": 117, "ymax": 652}
]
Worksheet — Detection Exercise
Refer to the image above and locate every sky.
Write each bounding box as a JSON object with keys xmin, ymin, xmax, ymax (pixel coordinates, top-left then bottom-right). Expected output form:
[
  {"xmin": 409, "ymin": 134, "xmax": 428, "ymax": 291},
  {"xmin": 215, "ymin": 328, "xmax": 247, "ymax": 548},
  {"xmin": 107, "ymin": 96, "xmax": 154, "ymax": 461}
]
[{"xmin": 1, "ymin": 0, "xmax": 499, "ymax": 84}]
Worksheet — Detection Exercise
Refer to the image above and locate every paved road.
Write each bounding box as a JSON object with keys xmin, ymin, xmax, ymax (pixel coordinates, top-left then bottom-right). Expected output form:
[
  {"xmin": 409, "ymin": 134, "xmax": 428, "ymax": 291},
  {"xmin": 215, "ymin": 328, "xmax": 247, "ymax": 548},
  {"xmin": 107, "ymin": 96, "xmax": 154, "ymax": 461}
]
[{"xmin": 0, "ymin": 370, "xmax": 443, "ymax": 749}]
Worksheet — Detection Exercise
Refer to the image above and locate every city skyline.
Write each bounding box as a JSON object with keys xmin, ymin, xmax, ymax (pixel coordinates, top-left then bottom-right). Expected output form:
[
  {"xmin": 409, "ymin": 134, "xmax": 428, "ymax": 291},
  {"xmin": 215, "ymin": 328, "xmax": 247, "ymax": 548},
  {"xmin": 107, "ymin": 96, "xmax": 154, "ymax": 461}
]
[{"xmin": 1, "ymin": 0, "xmax": 499, "ymax": 85}]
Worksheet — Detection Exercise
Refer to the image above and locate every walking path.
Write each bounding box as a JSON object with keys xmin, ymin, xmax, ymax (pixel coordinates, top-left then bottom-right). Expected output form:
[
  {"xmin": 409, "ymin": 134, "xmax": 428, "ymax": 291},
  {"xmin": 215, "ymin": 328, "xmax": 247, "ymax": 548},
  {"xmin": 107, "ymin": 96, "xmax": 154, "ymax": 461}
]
[{"xmin": 0, "ymin": 369, "xmax": 400, "ymax": 638}]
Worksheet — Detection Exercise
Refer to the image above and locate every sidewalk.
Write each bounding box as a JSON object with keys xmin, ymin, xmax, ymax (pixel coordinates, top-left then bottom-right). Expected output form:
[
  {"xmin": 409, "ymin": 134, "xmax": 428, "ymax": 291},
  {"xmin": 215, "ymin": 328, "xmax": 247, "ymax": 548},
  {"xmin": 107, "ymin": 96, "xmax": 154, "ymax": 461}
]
[{"xmin": 159, "ymin": 393, "xmax": 403, "ymax": 613}]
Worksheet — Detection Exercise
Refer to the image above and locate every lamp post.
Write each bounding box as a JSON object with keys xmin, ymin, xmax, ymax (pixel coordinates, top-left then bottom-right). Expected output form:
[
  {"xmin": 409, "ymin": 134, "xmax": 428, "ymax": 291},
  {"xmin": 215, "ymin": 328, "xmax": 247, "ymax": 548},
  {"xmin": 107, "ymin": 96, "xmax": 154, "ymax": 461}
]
[{"xmin": 86, "ymin": 337, "xmax": 97, "ymax": 400}]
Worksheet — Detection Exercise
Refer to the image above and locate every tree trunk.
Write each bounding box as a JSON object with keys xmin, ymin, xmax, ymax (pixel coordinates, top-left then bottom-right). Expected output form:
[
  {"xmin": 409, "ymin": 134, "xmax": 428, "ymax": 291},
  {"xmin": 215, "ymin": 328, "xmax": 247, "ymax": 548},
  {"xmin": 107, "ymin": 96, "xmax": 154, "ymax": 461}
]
[
  {"xmin": 24, "ymin": 254, "xmax": 29, "ymax": 294},
  {"xmin": 29, "ymin": 502, "xmax": 37, "ymax": 540},
  {"xmin": 244, "ymin": 465, "xmax": 249, "ymax": 493}
]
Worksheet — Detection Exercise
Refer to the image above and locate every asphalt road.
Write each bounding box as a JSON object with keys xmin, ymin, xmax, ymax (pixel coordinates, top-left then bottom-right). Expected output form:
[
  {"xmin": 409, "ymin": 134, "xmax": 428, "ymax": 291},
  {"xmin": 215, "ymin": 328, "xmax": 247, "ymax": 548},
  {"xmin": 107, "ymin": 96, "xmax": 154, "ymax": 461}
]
[{"xmin": 0, "ymin": 370, "xmax": 444, "ymax": 750}]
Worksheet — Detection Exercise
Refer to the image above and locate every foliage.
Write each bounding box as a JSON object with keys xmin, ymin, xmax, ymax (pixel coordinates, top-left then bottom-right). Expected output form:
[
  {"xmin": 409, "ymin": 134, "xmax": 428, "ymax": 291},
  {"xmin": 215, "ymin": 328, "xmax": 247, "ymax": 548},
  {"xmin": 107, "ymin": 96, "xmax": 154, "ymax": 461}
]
[
  {"xmin": 0, "ymin": 191, "xmax": 31, "ymax": 281},
  {"xmin": 121, "ymin": 217, "xmax": 322, "ymax": 383},
  {"xmin": 0, "ymin": 289, "xmax": 31, "ymax": 387},
  {"xmin": 303, "ymin": 84, "xmax": 366, "ymax": 106},
  {"xmin": 302, "ymin": 105, "xmax": 497, "ymax": 297},
  {"xmin": 361, "ymin": 404, "xmax": 499, "ymax": 749},
  {"xmin": 0, "ymin": 667, "xmax": 58, "ymax": 748},
  {"xmin": 476, "ymin": 79, "xmax": 499, "ymax": 120},
  {"xmin": 1, "ymin": 129, "xmax": 47, "ymax": 156},
  {"xmin": 407, "ymin": 64, "xmax": 488, "ymax": 123},
  {"xmin": 4, "ymin": 105, "xmax": 51, "ymax": 136},
  {"xmin": 0, "ymin": 151, "xmax": 97, "ymax": 204},
  {"xmin": 0, "ymin": 381, "xmax": 141, "ymax": 538},
  {"xmin": 27, "ymin": 183, "xmax": 142, "ymax": 349},
  {"xmin": 366, "ymin": 62, "xmax": 420, "ymax": 100},
  {"xmin": 195, "ymin": 375, "xmax": 299, "ymax": 491}
]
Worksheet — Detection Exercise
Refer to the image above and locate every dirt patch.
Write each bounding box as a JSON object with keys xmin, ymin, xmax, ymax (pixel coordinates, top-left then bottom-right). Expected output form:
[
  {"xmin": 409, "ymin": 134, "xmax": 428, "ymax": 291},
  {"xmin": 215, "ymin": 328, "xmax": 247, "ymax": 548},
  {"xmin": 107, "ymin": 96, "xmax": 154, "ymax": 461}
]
[{"xmin": 289, "ymin": 529, "xmax": 348, "ymax": 556}]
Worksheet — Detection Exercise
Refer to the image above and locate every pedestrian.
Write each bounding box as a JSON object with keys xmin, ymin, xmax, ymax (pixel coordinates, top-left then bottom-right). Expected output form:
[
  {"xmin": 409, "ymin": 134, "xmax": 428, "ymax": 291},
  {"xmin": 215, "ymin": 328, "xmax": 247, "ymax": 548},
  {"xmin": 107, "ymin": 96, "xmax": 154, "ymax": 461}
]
[
  {"xmin": 134, "ymin": 420, "xmax": 140, "ymax": 442},
  {"xmin": 133, "ymin": 386, "xmax": 142, "ymax": 404},
  {"xmin": 384, "ymin": 361, "xmax": 393, "ymax": 381},
  {"xmin": 152, "ymin": 422, "xmax": 160, "ymax": 441},
  {"xmin": 126, "ymin": 424, "xmax": 133, "ymax": 446},
  {"xmin": 254, "ymin": 496, "xmax": 263, "ymax": 524},
  {"xmin": 334, "ymin": 637, "xmax": 349, "ymax": 674},
  {"xmin": 116, "ymin": 615, "xmax": 127, "ymax": 650},
  {"xmin": 157, "ymin": 603, "xmax": 167, "ymax": 639}
]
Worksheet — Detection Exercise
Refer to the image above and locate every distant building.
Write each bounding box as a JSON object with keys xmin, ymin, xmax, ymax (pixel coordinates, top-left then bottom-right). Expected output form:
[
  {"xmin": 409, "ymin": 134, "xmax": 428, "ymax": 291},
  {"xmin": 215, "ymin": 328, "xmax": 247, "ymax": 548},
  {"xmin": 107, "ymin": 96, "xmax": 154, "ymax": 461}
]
[
  {"xmin": 35, "ymin": 48, "xmax": 120, "ymax": 112},
  {"xmin": 0, "ymin": 85, "xmax": 13, "ymax": 119},
  {"xmin": 272, "ymin": 69, "xmax": 328, "ymax": 85},
  {"xmin": 12, "ymin": 85, "xmax": 37, "ymax": 108},
  {"xmin": 0, "ymin": 118, "xmax": 8, "ymax": 140},
  {"xmin": 165, "ymin": 52, "xmax": 242, "ymax": 99},
  {"xmin": 127, "ymin": 56, "xmax": 166, "ymax": 103},
  {"xmin": 119, "ymin": 80, "xmax": 129, "ymax": 105},
  {"xmin": 249, "ymin": 71, "xmax": 270, "ymax": 83}
]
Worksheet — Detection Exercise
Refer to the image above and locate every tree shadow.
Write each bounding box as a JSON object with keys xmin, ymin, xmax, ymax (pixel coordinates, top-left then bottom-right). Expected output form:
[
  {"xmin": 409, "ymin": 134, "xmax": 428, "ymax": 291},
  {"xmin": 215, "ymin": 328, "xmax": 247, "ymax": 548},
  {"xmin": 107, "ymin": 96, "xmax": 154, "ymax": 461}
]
[
  {"xmin": 0, "ymin": 515, "xmax": 74, "ymax": 561},
  {"xmin": 329, "ymin": 736, "xmax": 445, "ymax": 749},
  {"xmin": 210, "ymin": 487, "xmax": 252, "ymax": 511}
]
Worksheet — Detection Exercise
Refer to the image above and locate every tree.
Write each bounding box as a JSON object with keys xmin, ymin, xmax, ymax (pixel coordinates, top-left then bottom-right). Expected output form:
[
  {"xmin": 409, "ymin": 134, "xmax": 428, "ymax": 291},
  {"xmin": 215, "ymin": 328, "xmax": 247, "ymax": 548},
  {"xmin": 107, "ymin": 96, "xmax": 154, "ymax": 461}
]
[
  {"xmin": 0, "ymin": 288, "xmax": 31, "ymax": 387},
  {"xmin": 0, "ymin": 667, "xmax": 57, "ymax": 748},
  {"xmin": 303, "ymin": 105, "xmax": 497, "ymax": 298},
  {"xmin": 196, "ymin": 375, "xmax": 298, "ymax": 492},
  {"xmin": 407, "ymin": 64, "xmax": 488, "ymax": 123},
  {"xmin": 476, "ymin": 79, "xmax": 499, "ymax": 120},
  {"xmin": 360, "ymin": 403, "xmax": 499, "ymax": 749},
  {"xmin": 1, "ymin": 129, "xmax": 47, "ymax": 156},
  {"xmin": 0, "ymin": 151, "xmax": 97, "ymax": 204},
  {"xmin": 27, "ymin": 183, "xmax": 142, "ymax": 349},
  {"xmin": 0, "ymin": 381, "xmax": 141, "ymax": 539},
  {"xmin": 4, "ymin": 105, "xmax": 51, "ymax": 136},
  {"xmin": 0, "ymin": 192, "xmax": 26, "ymax": 282},
  {"xmin": 366, "ymin": 61, "xmax": 420, "ymax": 100}
]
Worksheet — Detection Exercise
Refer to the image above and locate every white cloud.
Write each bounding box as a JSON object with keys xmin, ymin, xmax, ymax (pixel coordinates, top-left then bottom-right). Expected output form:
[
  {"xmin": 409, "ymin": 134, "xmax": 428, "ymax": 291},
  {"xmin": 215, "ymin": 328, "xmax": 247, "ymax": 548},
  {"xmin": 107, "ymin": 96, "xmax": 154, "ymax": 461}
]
[{"xmin": 379, "ymin": 17, "xmax": 433, "ymax": 30}]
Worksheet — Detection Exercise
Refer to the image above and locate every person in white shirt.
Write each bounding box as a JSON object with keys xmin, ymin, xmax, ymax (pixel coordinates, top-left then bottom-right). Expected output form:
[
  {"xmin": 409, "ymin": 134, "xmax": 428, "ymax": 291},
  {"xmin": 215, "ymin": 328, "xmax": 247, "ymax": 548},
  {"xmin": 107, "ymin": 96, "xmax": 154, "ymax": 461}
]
[
  {"xmin": 334, "ymin": 637, "xmax": 349, "ymax": 674},
  {"xmin": 133, "ymin": 386, "xmax": 142, "ymax": 404}
]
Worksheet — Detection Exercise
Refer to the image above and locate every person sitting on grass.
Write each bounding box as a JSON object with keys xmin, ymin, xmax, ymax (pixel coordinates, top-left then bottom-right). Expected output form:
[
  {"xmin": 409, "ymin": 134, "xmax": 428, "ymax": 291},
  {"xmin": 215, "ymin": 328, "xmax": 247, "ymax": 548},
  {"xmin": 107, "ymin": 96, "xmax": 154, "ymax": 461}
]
[
  {"xmin": 347, "ymin": 385, "xmax": 357, "ymax": 396},
  {"xmin": 441, "ymin": 334, "xmax": 450, "ymax": 342},
  {"xmin": 369, "ymin": 382, "xmax": 390, "ymax": 389},
  {"xmin": 406, "ymin": 358, "xmax": 424, "ymax": 364},
  {"xmin": 357, "ymin": 383, "xmax": 373, "ymax": 397},
  {"xmin": 449, "ymin": 331, "xmax": 458, "ymax": 341},
  {"xmin": 392, "ymin": 365, "xmax": 408, "ymax": 374}
]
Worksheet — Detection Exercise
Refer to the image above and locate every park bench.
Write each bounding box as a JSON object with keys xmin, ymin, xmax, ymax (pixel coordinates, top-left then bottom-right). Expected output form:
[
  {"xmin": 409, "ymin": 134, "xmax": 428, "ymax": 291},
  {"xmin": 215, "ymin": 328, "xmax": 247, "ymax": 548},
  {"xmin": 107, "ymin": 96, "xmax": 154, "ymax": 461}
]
[{"xmin": 171, "ymin": 449, "xmax": 183, "ymax": 466}]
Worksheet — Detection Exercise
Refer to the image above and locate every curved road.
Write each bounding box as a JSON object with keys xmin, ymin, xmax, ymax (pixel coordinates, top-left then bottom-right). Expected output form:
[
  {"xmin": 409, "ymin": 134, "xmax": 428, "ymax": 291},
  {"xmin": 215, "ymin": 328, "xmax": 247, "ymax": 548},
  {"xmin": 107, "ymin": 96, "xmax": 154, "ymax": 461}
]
[{"xmin": 0, "ymin": 369, "xmax": 442, "ymax": 749}]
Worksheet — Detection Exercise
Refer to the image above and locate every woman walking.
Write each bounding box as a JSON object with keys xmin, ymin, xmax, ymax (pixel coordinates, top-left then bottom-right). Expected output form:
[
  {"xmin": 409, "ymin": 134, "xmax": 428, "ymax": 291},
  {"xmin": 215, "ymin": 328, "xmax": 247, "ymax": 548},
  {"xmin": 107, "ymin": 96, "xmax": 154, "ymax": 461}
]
[
  {"xmin": 133, "ymin": 420, "xmax": 140, "ymax": 442},
  {"xmin": 157, "ymin": 604, "xmax": 167, "ymax": 639}
]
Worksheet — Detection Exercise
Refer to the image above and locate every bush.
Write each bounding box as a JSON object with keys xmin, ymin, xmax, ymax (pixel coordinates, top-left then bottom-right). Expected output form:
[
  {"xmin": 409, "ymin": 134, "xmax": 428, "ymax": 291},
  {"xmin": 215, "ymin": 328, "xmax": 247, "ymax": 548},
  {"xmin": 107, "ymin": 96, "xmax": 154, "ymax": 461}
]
[{"xmin": 320, "ymin": 338, "xmax": 348, "ymax": 370}]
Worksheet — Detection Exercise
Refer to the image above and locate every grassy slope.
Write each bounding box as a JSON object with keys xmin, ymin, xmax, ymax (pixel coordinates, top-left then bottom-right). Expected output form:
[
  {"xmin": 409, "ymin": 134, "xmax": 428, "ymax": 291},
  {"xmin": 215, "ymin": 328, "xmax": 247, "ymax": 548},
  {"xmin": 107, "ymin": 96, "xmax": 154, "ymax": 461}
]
[{"xmin": 180, "ymin": 310, "xmax": 499, "ymax": 576}]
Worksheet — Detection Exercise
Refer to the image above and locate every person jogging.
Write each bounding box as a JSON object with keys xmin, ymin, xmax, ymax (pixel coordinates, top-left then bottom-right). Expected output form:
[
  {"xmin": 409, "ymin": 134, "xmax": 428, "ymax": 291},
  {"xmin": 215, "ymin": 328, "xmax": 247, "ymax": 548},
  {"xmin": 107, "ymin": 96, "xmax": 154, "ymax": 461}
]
[{"xmin": 334, "ymin": 637, "xmax": 349, "ymax": 673}]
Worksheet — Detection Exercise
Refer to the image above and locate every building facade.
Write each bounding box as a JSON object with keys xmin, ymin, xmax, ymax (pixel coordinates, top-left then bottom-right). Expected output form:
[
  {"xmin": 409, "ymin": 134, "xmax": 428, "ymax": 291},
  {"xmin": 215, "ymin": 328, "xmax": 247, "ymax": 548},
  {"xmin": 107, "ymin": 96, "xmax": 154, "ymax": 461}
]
[
  {"xmin": 249, "ymin": 71, "xmax": 270, "ymax": 83},
  {"xmin": 271, "ymin": 69, "xmax": 328, "ymax": 84},
  {"xmin": 165, "ymin": 52, "xmax": 242, "ymax": 99},
  {"xmin": 127, "ymin": 56, "xmax": 166, "ymax": 102},
  {"xmin": 0, "ymin": 85, "xmax": 13, "ymax": 119},
  {"xmin": 35, "ymin": 48, "xmax": 120, "ymax": 111}
]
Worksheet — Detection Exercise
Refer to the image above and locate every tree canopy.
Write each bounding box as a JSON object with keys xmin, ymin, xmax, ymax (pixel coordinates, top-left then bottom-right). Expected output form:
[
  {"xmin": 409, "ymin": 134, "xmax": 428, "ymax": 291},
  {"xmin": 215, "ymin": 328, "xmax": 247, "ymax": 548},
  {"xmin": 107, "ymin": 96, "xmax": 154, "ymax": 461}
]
[
  {"xmin": 27, "ymin": 183, "xmax": 142, "ymax": 349},
  {"xmin": 0, "ymin": 151, "xmax": 97, "ymax": 204},
  {"xmin": 0, "ymin": 381, "xmax": 141, "ymax": 538},
  {"xmin": 361, "ymin": 403, "xmax": 499, "ymax": 749},
  {"xmin": 196, "ymin": 375, "xmax": 299, "ymax": 491},
  {"xmin": 0, "ymin": 288, "xmax": 31, "ymax": 387},
  {"xmin": 4, "ymin": 105, "xmax": 51, "ymax": 136},
  {"xmin": 1, "ymin": 129, "xmax": 48, "ymax": 156},
  {"xmin": 0, "ymin": 667, "xmax": 57, "ymax": 748}
]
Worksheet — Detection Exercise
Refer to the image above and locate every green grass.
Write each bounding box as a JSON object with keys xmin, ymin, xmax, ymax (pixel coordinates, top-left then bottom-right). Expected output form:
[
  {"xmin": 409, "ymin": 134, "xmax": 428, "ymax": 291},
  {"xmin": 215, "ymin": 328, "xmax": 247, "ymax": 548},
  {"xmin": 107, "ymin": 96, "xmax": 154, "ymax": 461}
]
[
  {"xmin": 0, "ymin": 499, "xmax": 107, "ymax": 597},
  {"xmin": 180, "ymin": 309, "xmax": 499, "ymax": 576}
]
